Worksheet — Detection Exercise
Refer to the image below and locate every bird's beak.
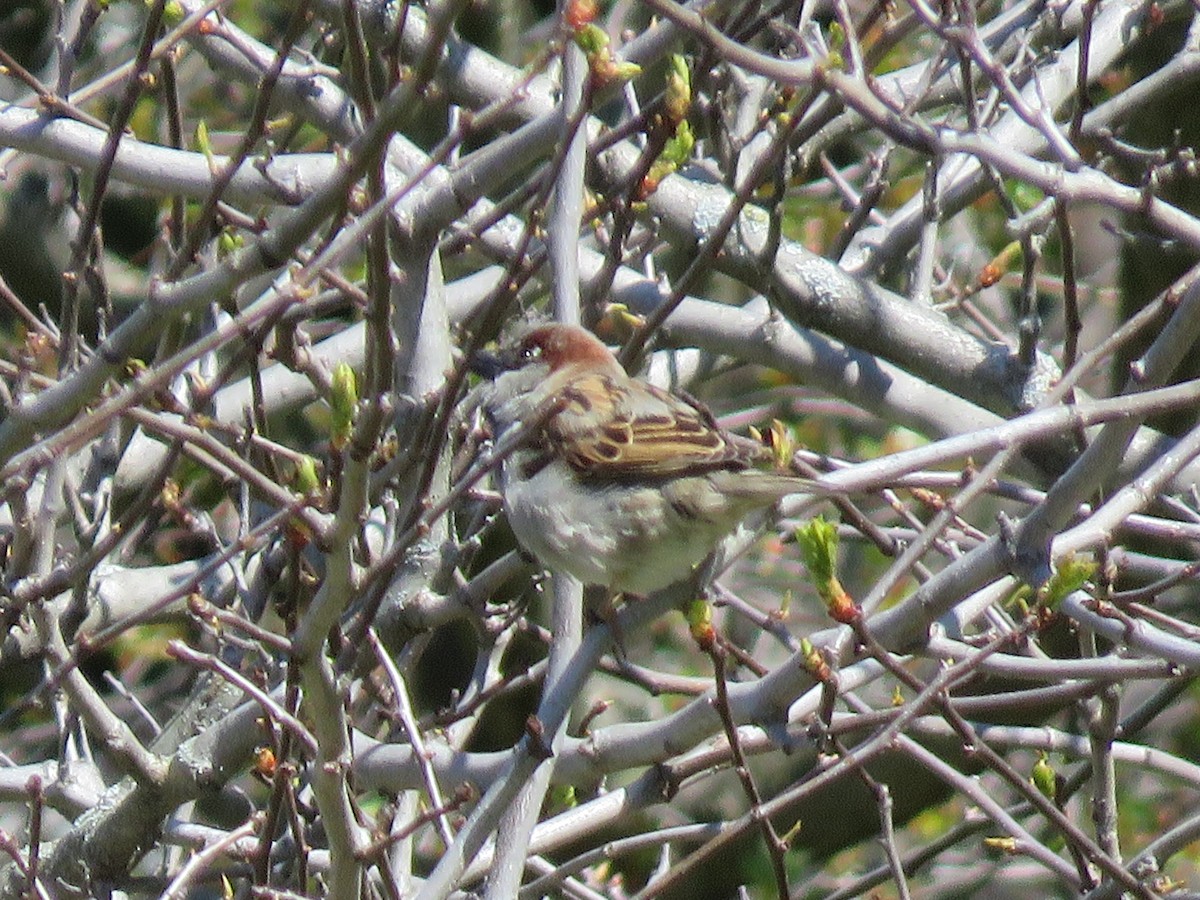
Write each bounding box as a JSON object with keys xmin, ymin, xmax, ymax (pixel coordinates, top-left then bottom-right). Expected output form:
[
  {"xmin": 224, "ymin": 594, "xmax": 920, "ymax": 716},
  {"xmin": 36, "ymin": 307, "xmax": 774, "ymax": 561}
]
[{"xmin": 468, "ymin": 347, "xmax": 511, "ymax": 380}]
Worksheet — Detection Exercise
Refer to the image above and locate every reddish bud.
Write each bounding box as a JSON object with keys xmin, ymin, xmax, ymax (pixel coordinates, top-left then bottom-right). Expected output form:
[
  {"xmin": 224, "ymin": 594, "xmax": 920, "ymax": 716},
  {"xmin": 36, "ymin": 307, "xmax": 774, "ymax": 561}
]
[{"xmin": 565, "ymin": 0, "xmax": 598, "ymax": 30}]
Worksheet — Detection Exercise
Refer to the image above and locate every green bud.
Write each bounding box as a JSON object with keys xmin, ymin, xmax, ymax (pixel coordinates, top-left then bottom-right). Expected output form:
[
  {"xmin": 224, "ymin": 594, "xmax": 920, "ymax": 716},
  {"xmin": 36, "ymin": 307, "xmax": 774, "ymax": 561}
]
[
  {"xmin": 294, "ymin": 455, "xmax": 321, "ymax": 495},
  {"xmin": 686, "ymin": 598, "xmax": 715, "ymax": 649},
  {"xmin": 217, "ymin": 228, "xmax": 243, "ymax": 258},
  {"xmin": 1031, "ymin": 753, "xmax": 1056, "ymax": 801},
  {"xmin": 665, "ymin": 55, "xmax": 691, "ymax": 123},
  {"xmin": 661, "ymin": 121, "xmax": 694, "ymax": 168},
  {"xmin": 194, "ymin": 120, "xmax": 216, "ymax": 170},
  {"xmin": 609, "ymin": 60, "xmax": 642, "ymax": 82},
  {"xmin": 330, "ymin": 362, "xmax": 358, "ymax": 448},
  {"xmin": 573, "ymin": 23, "xmax": 609, "ymax": 55},
  {"xmin": 162, "ymin": 0, "xmax": 185, "ymax": 24}
]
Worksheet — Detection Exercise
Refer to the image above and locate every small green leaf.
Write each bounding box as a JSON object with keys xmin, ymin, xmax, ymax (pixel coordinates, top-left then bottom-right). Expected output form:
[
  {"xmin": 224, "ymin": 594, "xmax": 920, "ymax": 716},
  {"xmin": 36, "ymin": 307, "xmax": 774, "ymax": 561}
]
[
  {"xmin": 1039, "ymin": 553, "xmax": 1097, "ymax": 610},
  {"xmin": 796, "ymin": 516, "xmax": 838, "ymax": 588}
]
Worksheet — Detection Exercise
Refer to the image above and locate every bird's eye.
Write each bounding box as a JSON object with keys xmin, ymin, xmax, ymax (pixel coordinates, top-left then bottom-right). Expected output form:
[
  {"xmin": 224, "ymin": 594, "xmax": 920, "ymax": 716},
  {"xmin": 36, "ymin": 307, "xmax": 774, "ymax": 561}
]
[{"xmin": 520, "ymin": 344, "xmax": 541, "ymax": 361}]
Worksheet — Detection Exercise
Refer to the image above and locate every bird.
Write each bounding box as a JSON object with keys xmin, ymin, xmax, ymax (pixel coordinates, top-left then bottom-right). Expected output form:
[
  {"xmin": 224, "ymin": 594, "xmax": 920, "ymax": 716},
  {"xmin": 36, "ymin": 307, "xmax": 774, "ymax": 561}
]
[{"xmin": 472, "ymin": 323, "xmax": 818, "ymax": 595}]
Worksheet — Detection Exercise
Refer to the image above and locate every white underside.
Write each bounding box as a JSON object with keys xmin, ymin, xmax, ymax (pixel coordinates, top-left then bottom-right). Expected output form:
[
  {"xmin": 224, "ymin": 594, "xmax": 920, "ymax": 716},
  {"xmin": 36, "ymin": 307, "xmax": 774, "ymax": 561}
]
[{"xmin": 501, "ymin": 456, "xmax": 761, "ymax": 594}]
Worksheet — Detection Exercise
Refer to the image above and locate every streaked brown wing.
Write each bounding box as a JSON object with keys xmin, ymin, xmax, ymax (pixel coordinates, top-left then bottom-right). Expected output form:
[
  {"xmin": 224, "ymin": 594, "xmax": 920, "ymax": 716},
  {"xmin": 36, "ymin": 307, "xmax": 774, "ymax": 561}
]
[{"xmin": 547, "ymin": 373, "xmax": 764, "ymax": 478}]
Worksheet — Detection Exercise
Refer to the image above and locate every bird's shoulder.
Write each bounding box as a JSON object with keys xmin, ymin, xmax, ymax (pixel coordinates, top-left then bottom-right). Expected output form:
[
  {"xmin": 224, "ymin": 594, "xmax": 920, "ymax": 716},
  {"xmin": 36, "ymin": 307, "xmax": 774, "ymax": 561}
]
[{"xmin": 544, "ymin": 370, "xmax": 767, "ymax": 479}]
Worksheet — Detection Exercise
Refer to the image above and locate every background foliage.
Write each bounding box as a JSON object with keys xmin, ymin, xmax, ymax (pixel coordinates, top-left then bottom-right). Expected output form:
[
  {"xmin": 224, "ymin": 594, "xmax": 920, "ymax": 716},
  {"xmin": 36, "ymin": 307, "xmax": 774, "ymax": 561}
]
[{"xmin": 1, "ymin": 0, "xmax": 1200, "ymax": 896}]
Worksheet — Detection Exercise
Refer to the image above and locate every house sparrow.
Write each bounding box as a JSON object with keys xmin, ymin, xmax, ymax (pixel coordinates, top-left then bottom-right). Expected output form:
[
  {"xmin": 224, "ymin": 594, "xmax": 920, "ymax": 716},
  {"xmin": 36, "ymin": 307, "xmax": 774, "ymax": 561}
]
[{"xmin": 473, "ymin": 323, "xmax": 817, "ymax": 595}]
